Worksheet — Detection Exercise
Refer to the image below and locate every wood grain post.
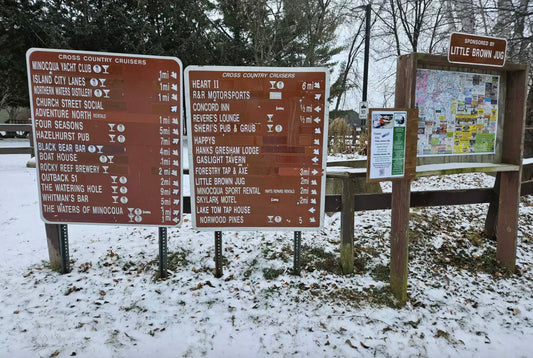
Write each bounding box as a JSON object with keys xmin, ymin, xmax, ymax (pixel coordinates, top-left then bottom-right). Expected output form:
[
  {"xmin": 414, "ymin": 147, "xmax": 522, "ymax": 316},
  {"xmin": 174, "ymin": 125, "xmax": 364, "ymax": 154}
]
[
  {"xmin": 495, "ymin": 68, "xmax": 528, "ymax": 271},
  {"xmin": 484, "ymin": 173, "xmax": 500, "ymax": 237},
  {"xmin": 340, "ymin": 177, "xmax": 355, "ymax": 274},
  {"xmin": 496, "ymin": 172, "xmax": 520, "ymax": 270},
  {"xmin": 45, "ymin": 223, "xmax": 70, "ymax": 273},
  {"xmin": 45, "ymin": 223, "xmax": 62, "ymax": 271},
  {"xmin": 390, "ymin": 179, "xmax": 411, "ymax": 304}
]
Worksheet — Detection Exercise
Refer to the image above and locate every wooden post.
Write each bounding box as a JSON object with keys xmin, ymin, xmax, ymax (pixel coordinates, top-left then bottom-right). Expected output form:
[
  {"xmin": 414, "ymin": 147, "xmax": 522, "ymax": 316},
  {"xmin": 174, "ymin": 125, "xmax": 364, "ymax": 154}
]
[
  {"xmin": 495, "ymin": 68, "xmax": 528, "ymax": 271},
  {"xmin": 45, "ymin": 223, "xmax": 70, "ymax": 273},
  {"xmin": 340, "ymin": 177, "xmax": 355, "ymax": 274},
  {"xmin": 390, "ymin": 180, "xmax": 411, "ymax": 303},
  {"xmin": 390, "ymin": 54, "xmax": 416, "ymax": 304},
  {"xmin": 484, "ymin": 173, "xmax": 500, "ymax": 237},
  {"xmin": 45, "ymin": 223, "xmax": 62, "ymax": 271}
]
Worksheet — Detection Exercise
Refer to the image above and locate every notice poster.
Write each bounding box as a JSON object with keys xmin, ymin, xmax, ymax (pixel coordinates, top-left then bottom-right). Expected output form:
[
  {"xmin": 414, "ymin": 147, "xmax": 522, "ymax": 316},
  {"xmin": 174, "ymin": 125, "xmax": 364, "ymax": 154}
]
[
  {"xmin": 415, "ymin": 69, "xmax": 499, "ymax": 156},
  {"xmin": 368, "ymin": 110, "xmax": 407, "ymax": 180},
  {"xmin": 185, "ymin": 66, "xmax": 329, "ymax": 230},
  {"xmin": 27, "ymin": 49, "xmax": 183, "ymax": 226}
]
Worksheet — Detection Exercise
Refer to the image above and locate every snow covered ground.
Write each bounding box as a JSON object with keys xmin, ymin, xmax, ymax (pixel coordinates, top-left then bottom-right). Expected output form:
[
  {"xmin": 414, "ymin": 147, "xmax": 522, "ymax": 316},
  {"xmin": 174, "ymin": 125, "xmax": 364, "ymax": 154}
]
[{"xmin": 1, "ymin": 139, "xmax": 533, "ymax": 357}]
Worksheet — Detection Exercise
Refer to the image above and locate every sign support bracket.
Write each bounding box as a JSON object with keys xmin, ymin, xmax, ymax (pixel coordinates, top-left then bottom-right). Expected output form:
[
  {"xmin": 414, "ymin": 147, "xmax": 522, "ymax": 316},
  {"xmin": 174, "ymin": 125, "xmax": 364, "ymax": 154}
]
[{"xmin": 158, "ymin": 227, "xmax": 168, "ymax": 279}]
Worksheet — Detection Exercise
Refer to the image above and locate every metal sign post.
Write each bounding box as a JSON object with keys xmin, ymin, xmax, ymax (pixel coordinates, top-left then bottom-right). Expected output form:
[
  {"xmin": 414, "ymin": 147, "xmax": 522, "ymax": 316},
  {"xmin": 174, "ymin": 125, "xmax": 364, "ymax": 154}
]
[
  {"xmin": 293, "ymin": 231, "xmax": 302, "ymax": 275},
  {"xmin": 59, "ymin": 224, "xmax": 70, "ymax": 273},
  {"xmin": 214, "ymin": 231, "xmax": 223, "ymax": 278},
  {"xmin": 158, "ymin": 227, "xmax": 168, "ymax": 279}
]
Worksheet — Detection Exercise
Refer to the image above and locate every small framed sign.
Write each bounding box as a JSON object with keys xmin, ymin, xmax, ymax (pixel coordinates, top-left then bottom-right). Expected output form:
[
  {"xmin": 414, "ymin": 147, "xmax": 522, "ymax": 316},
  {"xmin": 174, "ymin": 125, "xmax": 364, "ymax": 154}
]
[{"xmin": 367, "ymin": 108, "xmax": 417, "ymax": 182}]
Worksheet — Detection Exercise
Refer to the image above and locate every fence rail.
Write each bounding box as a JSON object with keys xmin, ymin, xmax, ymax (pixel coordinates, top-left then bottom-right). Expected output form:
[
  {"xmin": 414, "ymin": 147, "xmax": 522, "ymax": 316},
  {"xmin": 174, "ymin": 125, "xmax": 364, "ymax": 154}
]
[{"xmin": 0, "ymin": 124, "xmax": 34, "ymax": 156}]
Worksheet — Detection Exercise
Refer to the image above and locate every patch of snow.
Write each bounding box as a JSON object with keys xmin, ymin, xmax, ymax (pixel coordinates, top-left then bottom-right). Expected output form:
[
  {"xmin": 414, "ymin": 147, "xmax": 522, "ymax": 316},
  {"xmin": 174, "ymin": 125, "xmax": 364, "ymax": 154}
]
[{"xmin": 1, "ymin": 141, "xmax": 533, "ymax": 357}]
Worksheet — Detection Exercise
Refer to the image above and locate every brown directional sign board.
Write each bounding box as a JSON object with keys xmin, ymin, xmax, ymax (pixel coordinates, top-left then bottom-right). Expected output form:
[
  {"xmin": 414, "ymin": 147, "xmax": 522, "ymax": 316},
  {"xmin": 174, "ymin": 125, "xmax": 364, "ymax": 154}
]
[
  {"xmin": 185, "ymin": 66, "xmax": 329, "ymax": 230},
  {"xmin": 27, "ymin": 48, "xmax": 182, "ymax": 226}
]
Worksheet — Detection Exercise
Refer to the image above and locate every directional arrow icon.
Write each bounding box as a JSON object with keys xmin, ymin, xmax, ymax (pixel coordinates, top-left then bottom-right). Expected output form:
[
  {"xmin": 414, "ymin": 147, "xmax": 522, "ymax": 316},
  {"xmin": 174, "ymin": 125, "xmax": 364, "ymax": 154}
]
[
  {"xmin": 173, "ymin": 217, "xmax": 179, "ymax": 223},
  {"xmin": 314, "ymin": 117, "xmax": 321, "ymax": 123},
  {"xmin": 309, "ymin": 207, "xmax": 316, "ymax": 213},
  {"xmin": 171, "ymin": 84, "xmax": 178, "ymax": 91},
  {"xmin": 312, "ymin": 157, "xmax": 319, "ymax": 163},
  {"xmin": 171, "ymin": 94, "xmax": 178, "ymax": 101},
  {"xmin": 173, "ymin": 181, "xmax": 179, "ymax": 186},
  {"xmin": 173, "ymin": 210, "xmax": 179, "ymax": 216},
  {"xmin": 173, "ymin": 199, "xmax": 180, "ymax": 205},
  {"xmin": 171, "ymin": 71, "xmax": 177, "ymax": 79},
  {"xmin": 314, "ymin": 93, "xmax": 321, "ymax": 100},
  {"xmin": 312, "ymin": 169, "xmax": 318, "ymax": 175},
  {"xmin": 314, "ymin": 106, "xmax": 321, "ymax": 112}
]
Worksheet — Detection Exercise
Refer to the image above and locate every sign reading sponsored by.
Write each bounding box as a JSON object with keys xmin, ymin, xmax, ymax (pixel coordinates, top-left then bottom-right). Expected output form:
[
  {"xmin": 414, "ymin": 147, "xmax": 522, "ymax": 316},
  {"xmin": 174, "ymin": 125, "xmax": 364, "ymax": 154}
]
[
  {"xmin": 185, "ymin": 66, "xmax": 329, "ymax": 230},
  {"xmin": 367, "ymin": 108, "xmax": 417, "ymax": 182},
  {"xmin": 448, "ymin": 32, "xmax": 507, "ymax": 67},
  {"xmin": 27, "ymin": 48, "xmax": 183, "ymax": 226}
]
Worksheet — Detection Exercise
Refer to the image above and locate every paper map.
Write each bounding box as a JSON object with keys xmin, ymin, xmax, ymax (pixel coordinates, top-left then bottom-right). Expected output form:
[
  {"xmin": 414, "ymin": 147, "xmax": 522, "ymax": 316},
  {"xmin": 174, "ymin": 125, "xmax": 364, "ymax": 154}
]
[{"xmin": 415, "ymin": 69, "xmax": 499, "ymax": 156}]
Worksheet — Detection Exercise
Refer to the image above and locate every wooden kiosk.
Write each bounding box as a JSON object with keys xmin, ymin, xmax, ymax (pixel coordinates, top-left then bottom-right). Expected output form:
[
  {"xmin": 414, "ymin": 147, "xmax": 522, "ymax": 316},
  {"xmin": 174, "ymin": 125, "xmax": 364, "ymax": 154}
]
[{"xmin": 392, "ymin": 53, "xmax": 529, "ymax": 303}]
